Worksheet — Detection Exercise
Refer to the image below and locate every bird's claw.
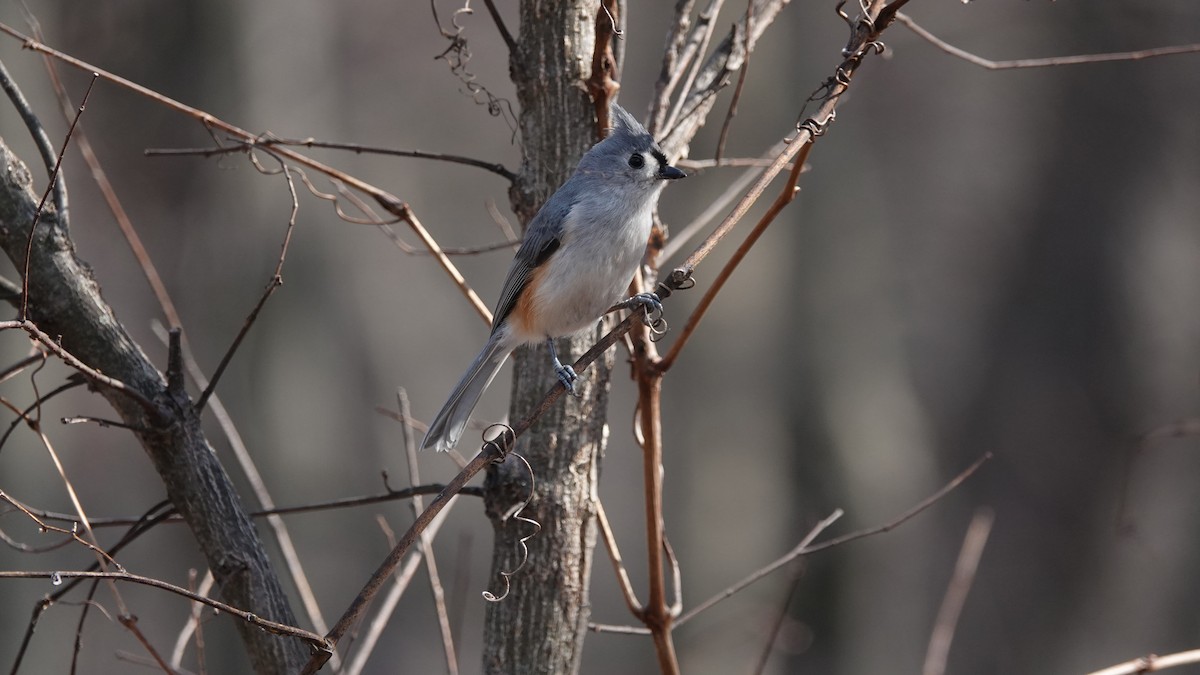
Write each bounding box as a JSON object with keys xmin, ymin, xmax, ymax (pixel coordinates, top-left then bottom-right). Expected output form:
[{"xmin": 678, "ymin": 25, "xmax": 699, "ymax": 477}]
[
  {"xmin": 555, "ymin": 363, "xmax": 579, "ymax": 397},
  {"xmin": 620, "ymin": 292, "xmax": 669, "ymax": 341},
  {"xmin": 546, "ymin": 337, "xmax": 582, "ymax": 398}
]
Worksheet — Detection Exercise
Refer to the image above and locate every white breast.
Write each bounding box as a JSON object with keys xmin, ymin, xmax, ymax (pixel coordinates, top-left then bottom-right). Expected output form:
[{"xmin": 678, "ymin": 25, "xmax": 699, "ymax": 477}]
[{"xmin": 525, "ymin": 192, "xmax": 655, "ymax": 340}]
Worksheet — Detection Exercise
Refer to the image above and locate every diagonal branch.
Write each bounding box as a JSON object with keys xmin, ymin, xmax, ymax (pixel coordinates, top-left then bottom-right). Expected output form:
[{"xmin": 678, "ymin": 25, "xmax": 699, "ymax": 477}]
[
  {"xmin": 896, "ymin": 12, "xmax": 1200, "ymax": 70},
  {"xmin": 676, "ymin": 453, "xmax": 992, "ymax": 627},
  {"xmin": 0, "ymin": 570, "xmax": 329, "ymax": 651},
  {"xmin": 0, "ymin": 21, "xmax": 493, "ymax": 325}
]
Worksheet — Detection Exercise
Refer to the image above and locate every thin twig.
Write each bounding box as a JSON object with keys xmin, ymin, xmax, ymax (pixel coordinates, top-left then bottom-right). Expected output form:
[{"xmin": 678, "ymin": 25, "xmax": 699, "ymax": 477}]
[
  {"xmin": 146, "ymin": 138, "xmax": 516, "ymax": 181},
  {"xmin": 10, "ymin": 597, "xmax": 53, "ymax": 673},
  {"xmin": 20, "ymin": 482, "xmax": 483, "ymax": 528},
  {"xmin": 0, "ymin": 353, "xmax": 43, "ymax": 385},
  {"xmin": 0, "ymin": 320, "xmax": 161, "ymax": 419},
  {"xmin": 648, "ymin": 0, "xmax": 698, "ymax": 136},
  {"xmin": 114, "ymin": 650, "xmax": 194, "ymax": 675},
  {"xmin": 664, "ymin": 0, "xmax": 725, "ymax": 134},
  {"xmin": 588, "ymin": 622, "xmax": 650, "ymax": 635},
  {"xmin": 714, "ymin": 0, "xmax": 755, "ymax": 161},
  {"xmin": 0, "ymin": 22, "xmax": 492, "ymax": 324},
  {"xmin": 194, "ymin": 158, "xmax": 296, "ymax": 413},
  {"xmin": 399, "ymin": 388, "xmax": 459, "ymax": 675},
  {"xmin": 596, "ymin": 499, "xmax": 643, "ymax": 614},
  {"xmin": 1085, "ymin": 650, "xmax": 1200, "ymax": 675},
  {"xmin": 896, "ymin": 13, "xmax": 1200, "ymax": 70},
  {"xmin": 923, "ymin": 508, "xmax": 994, "ymax": 675},
  {"xmin": 170, "ymin": 569, "xmax": 215, "ymax": 671},
  {"xmin": 340, "ymin": 501, "xmax": 457, "ymax": 675},
  {"xmin": 480, "ymin": 0, "xmax": 517, "ymax": 53},
  {"xmin": 36, "ymin": 501, "xmax": 175, "ymax": 603},
  {"xmin": 677, "ymin": 453, "xmax": 991, "ymax": 627},
  {"xmin": 7, "ymin": 498, "xmax": 176, "ymax": 675},
  {"xmin": 30, "ymin": 14, "xmax": 184, "ymax": 332},
  {"xmin": 675, "ymin": 156, "xmax": 794, "ymax": 171},
  {"xmin": 21, "ymin": 73, "xmax": 96, "ymax": 320},
  {"xmin": 69, "ymin": 579, "xmax": 104, "ymax": 675},
  {"xmin": 660, "ymin": 135, "xmax": 812, "ymax": 372},
  {"xmin": 0, "ymin": 490, "xmax": 123, "ymax": 571},
  {"xmin": 0, "ymin": 55, "xmax": 67, "ymax": 220},
  {"xmin": 118, "ymin": 614, "xmax": 175, "ymax": 674},
  {"xmin": 303, "ymin": 448, "xmax": 500, "ymax": 674},
  {"xmin": 1118, "ymin": 417, "xmax": 1200, "ymax": 531},
  {"xmin": 751, "ymin": 560, "xmax": 804, "ymax": 675},
  {"xmin": 0, "ymin": 378, "xmax": 86, "ymax": 454},
  {"xmin": 150, "ymin": 322, "xmax": 337, "ymax": 669},
  {"xmin": 0, "ymin": 570, "xmax": 329, "ymax": 652}
]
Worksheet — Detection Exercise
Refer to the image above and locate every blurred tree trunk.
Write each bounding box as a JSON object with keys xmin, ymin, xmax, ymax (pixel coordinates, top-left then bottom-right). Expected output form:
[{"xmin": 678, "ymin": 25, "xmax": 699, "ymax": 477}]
[{"xmin": 481, "ymin": 2, "xmax": 610, "ymax": 673}]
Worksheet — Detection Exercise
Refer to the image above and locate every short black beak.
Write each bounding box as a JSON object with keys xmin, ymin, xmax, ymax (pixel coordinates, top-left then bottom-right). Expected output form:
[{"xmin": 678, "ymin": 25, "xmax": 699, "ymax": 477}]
[{"xmin": 659, "ymin": 165, "xmax": 686, "ymax": 180}]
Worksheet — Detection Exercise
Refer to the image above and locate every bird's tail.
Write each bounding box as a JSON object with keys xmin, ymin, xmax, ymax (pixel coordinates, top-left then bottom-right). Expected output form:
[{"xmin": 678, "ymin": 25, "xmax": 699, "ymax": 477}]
[{"xmin": 421, "ymin": 335, "xmax": 511, "ymax": 452}]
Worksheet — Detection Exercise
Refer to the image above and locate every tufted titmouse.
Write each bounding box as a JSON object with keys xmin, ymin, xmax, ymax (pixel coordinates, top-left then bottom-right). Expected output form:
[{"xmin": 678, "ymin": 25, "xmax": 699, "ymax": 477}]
[{"xmin": 421, "ymin": 103, "xmax": 685, "ymax": 452}]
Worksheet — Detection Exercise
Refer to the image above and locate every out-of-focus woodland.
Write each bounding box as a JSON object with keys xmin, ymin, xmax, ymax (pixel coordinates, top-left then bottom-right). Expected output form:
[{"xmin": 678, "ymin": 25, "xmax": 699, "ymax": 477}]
[{"xmin": 1, "ymin": 1, "xmax": 1198, "ymax": 673}]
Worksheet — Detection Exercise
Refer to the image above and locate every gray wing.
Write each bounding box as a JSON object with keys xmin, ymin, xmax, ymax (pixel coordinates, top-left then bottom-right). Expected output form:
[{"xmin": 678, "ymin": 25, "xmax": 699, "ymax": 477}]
[{"xmin": 490, "ymin": 189, "xmax": 577, "ymax": 333}]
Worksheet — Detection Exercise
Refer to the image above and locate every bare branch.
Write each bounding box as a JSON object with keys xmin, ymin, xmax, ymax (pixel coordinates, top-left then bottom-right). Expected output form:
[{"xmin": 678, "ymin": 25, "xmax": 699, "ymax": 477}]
[
  {"xmin": 0, "ymin": 56, "xmax": 67, "ymax": 220},
  {"xmin": 663, "ymin": 0, "xmax": 726, "ymax": 134},
  {"xmin": 0, "ymin": 320, "xmax": 161, "ymax": 421},
  {"xmin": 194, "ymin": 157, "xmax": 297, "ymax": 413},
  {"xmin": 0, "ymin": 490, "xmax": 123, "ymax": 571},
  {"xmin": 1086, "ymin": 650, "xmax": 1200, "ymax": 675},
  {"xmin": 481, "ymin": 0, "xmax": 517, "ymax": 53},
  {"xmin": 922, "ymin": 509, "xmax": 994, "ymax": 675},
  {"xmin": 897, "ymin": 12, "xmax": 1200, "ymax": 70},
  {"xmin": 660, "ymin": 137, "xmax": 809, "ymax": 372},
  {"xmin": 23, "ymin": 482, "xmax": 483, "ymax": 528},
  {"xmin": 596, "ymin": 499, "xmax": 643, "ymax": 614},
  {"xmin": 150, "ymin": 321, "xmax": 337, "ymax": 669},
  {"xmin": 146, "ymin": 137, "xmax": 517, "ymax": 181},
  {"xmin": 714, "ymin": 0, "xmax": 756, "ymax": 161},
  {"xmin": 677, "ymin": 453, "xmax": 991, "ymax": 627},
  {"xmin": 21, "ymin": 73, "xmax": 95, "ymax": 320},
  {"xmin": 659, "ymin": 0, "xmax": 794, "ymax": 159},
  {"xmin": 0, "ymin": 570, "xmax": 329, "ymax": 653},
  {"xmin": 341, "ymin": 501, "xmax": 457, "ymax": 675},
  {"xmin": 0, "ymin": 21, "xmax": 493, "ymax": 325},
  {"xmin": 303, "ymin": 445, "xmax": 502, "ymax": 674},
  {"xmin": 399, "ymin": 388, "xmax": 459, "ymax": 675},
  {"xmin": 648, "ymin": 0, "xmax": 697, "ymax": 135},
  {"xmin": 30, "ymin": 15, "xmax": 185, "ymax": 333}
]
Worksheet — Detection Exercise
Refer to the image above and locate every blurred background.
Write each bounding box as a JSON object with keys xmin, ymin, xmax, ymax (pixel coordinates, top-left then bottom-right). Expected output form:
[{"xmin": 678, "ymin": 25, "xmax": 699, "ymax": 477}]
[{"xmin": 1, "ymin": 1, "xmax": 1198, "ymax": 673}]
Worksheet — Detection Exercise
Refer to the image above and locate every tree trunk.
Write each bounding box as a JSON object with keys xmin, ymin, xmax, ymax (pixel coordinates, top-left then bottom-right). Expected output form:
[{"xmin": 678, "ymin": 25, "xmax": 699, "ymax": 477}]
[
  {"xmin": 481, "ymin": 2, "xmax": 609, "ymax": 673},
  {"xmin": 0, "ymin": 141, "xmax": 308, "ymax": 675}
]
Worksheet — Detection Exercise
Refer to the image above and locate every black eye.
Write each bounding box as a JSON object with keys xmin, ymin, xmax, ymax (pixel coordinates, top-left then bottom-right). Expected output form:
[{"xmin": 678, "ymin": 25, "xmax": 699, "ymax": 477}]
[{"xmin": 628, "ymin": 154, "xmax": 645, "ymax": 169}]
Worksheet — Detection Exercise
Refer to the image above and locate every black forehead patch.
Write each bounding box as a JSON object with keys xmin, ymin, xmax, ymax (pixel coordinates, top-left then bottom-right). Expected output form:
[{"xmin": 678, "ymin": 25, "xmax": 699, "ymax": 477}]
[{"xmin": 651, "ymin": 149, "xmax": 669, "ymax": 168}]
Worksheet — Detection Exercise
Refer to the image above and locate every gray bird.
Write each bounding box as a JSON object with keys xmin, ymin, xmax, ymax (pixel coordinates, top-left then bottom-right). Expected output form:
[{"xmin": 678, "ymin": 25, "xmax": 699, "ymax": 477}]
[{"xmin": 421, "ymin": 102, "xmax": 686, "ymax": 452}]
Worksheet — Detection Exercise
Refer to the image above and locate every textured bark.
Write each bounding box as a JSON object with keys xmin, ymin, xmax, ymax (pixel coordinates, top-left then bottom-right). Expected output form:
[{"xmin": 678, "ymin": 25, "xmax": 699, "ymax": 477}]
[
  {"xmin": 481, "ymin": 2, "xmax": 609, "ymax": 673},
  {"xmin": 0, "ymin": 141, "xmax": 307, "ymax": 675}
]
